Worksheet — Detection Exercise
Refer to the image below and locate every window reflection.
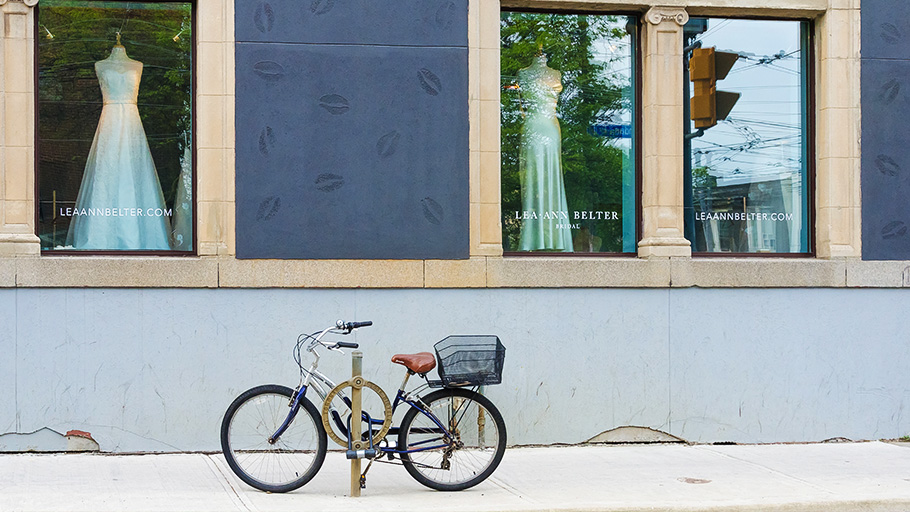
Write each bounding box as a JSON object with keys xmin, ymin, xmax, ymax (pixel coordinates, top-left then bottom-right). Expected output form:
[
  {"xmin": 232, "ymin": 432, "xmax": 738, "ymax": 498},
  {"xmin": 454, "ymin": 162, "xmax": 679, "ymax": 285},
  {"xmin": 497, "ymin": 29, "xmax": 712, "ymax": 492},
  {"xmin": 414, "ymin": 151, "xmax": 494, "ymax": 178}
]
[
  {"xmin": 37, "ymin": 1, "xmax": 194, "ymax": 252},
  {"xmin": 501, "ymin": 12, "xmax": 637, "ymax": 254},
  {"xmin": 685, "ymin": 18, "xmax": 810, "ymax": 254}
]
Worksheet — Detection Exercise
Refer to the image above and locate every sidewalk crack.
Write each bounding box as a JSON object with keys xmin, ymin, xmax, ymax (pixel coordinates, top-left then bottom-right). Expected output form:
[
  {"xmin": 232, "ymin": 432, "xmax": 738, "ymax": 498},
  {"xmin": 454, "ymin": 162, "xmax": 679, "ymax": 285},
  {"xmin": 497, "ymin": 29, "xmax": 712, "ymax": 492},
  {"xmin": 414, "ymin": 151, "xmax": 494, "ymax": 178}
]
[
  {"xmin": 203, "ymin": 453, "xmax": 256, "ymax": 512},
  {"xmin": 483, "ymin": 474, "xmax": 539, "ymax": 504},
  {"xmin": 696, "ymin": 446, "xmax": 837, "ymax": 495}
]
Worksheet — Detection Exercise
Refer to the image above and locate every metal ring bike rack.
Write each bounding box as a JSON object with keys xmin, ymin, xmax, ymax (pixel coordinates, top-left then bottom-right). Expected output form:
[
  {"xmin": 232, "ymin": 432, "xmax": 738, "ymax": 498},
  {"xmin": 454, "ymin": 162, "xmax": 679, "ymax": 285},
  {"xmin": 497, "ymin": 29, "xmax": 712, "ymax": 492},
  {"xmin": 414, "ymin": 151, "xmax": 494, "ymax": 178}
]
[{"xmin": 320, "ymin": 376, "xmax": 393, "ymax": 447}]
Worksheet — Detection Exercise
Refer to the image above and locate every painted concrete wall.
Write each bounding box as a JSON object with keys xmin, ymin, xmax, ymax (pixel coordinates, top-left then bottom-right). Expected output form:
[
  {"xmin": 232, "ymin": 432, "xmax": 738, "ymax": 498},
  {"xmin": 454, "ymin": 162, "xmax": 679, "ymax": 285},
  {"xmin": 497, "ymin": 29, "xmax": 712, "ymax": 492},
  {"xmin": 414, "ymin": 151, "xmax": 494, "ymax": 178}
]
[{"xmin": 1, "ymin": 287, "xmax": 908, "ymax": 452}]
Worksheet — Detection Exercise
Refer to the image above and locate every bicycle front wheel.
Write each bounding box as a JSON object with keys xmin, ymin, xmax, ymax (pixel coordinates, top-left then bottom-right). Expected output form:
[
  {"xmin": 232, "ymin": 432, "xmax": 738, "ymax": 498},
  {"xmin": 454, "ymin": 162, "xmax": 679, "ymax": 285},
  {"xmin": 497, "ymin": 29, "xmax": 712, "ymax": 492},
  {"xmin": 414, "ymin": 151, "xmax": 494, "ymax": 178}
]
[
  {"xmin": 398, "ymin": 388, "xmax": 506, "ymax": 491},
  {"xmin": 220, "ymin": 384, "xmax": 327, "ymax": 493}
]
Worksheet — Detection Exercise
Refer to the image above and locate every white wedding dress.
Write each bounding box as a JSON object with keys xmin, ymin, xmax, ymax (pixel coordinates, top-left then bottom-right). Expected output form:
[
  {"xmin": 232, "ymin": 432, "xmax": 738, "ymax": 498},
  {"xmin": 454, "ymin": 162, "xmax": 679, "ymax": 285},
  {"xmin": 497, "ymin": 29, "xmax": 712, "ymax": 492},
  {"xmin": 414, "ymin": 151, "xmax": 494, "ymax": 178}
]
[
  {"xmin": 517, "ymin": 55, "xmax": 573, "ymax": 252},
  {"xmin": 66, "ymin": 45, "xmax": 171, "ymax": 250}
]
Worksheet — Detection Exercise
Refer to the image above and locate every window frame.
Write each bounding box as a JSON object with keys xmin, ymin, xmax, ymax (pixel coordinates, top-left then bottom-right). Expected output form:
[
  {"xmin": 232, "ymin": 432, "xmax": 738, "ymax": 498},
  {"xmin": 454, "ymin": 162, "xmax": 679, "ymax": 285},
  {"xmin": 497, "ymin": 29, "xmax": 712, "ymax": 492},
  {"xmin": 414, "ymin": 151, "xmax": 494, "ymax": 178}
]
[
  {"xmin": 684, "ymin": 15, "xmax": 816, "ymax": 258},
  {"xmin": 33, "ymin": 0, "xmax": 198, "ymax": 256},
  {"xmin": 499, "ymin": 7, "xmax": 643, "ymax": 258}
]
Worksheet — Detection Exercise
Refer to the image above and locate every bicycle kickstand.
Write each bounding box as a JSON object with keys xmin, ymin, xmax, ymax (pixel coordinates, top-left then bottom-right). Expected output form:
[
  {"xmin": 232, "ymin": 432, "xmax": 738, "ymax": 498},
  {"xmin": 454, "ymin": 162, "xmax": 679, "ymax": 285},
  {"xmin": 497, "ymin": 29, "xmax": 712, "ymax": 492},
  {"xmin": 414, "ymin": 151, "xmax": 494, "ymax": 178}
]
[{"xmin": 360, "ymin": 459, "xmax": 374, "ymax": 489}]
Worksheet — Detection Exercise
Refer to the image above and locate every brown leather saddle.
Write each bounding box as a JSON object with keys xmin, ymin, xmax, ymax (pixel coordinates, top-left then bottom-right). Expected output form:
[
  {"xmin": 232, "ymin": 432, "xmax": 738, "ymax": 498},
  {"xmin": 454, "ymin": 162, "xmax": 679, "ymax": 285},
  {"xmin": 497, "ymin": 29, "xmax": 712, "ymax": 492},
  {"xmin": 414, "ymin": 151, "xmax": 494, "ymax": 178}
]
[{"xmin": 391, "ymin": 352, "xmax": 436, "ymax": 374}]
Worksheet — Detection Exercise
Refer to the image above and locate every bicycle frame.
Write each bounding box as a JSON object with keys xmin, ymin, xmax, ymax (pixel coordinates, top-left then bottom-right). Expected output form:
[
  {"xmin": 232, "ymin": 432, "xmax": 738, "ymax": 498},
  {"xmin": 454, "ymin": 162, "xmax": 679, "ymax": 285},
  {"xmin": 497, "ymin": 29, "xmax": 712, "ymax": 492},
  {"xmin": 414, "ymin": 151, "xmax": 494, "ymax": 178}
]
[{"xmin": 270, "ymin": 353, "xmax": 453, "ymax": 456}]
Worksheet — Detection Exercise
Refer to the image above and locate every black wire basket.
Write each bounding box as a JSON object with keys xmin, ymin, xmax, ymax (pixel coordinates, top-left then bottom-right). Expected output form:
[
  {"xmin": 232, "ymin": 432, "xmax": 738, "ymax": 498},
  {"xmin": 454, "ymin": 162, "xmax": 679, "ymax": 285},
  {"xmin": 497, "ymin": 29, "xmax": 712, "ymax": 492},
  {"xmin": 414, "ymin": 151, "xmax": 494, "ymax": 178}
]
[{"xmin": 433, "ymin": 335, "xmax": 505, "ymax": 387}]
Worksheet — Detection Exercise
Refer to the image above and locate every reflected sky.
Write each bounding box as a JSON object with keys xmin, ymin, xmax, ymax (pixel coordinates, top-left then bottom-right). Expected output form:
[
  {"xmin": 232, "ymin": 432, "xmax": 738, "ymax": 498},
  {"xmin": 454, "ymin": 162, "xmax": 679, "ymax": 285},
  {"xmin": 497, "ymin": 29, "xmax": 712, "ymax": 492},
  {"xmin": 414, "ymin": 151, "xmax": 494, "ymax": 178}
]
[{"xmin": 688, "ymin": 18, "xmax": 806, "ymax": 187}]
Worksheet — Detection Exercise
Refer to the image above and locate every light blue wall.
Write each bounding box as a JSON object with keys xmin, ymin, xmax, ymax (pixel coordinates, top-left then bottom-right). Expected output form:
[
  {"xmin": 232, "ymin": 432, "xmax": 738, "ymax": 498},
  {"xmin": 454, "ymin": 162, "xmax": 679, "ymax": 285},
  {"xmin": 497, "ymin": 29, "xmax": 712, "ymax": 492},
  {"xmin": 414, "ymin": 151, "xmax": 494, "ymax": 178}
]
[{"xmin": 1, "ymin": 288, "xmax": 908, "ymax": 451}]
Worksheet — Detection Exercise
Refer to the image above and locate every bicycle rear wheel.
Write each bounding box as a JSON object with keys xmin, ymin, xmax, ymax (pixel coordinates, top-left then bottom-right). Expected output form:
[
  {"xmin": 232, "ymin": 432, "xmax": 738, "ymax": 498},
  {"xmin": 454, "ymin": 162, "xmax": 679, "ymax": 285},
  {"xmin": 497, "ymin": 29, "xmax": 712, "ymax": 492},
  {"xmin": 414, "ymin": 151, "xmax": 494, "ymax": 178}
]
[
  {"xmin": 398, "ymin": 388, "xmax": 506, "ymax": 491},
  {"xmin": 220, "ymin": 384, "xmax": 327, "ymax": 493}
]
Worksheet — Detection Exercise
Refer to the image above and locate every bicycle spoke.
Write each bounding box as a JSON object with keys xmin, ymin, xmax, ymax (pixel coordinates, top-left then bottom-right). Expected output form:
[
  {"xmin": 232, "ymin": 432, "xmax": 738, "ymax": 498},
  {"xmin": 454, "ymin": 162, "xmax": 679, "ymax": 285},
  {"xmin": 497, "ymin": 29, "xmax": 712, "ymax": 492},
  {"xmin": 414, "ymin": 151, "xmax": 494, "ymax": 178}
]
[
  {"xmin": 401, "ymin": 391, "xmax": 503, "ymax": 489},
  {"xmin": 223, "ymin": 387, "xmax": 325, "ymax": 491}
]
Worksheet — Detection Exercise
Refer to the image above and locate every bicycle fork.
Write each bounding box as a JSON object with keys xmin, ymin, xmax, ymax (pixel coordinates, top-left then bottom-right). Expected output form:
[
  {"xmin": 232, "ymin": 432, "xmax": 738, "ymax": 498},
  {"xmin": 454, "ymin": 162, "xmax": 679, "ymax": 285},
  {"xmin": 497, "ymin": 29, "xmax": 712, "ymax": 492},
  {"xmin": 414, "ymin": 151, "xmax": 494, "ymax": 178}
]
[{"xmin": 269, "ymin": 385, "xmax": 308, "ymax": 444}]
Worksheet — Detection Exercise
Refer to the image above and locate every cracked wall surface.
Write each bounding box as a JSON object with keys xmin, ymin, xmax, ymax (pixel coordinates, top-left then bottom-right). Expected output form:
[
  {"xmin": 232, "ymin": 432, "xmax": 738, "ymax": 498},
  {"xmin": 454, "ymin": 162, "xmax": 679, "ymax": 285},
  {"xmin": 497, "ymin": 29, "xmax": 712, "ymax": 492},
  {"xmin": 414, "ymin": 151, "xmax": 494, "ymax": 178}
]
[
  {"xmin": 2, "ymin": 287, "xmax": 909, "ymax": 452},
  {"xmin": 0, "ymin": 290, "xmax": 16, "ymax": 435}
]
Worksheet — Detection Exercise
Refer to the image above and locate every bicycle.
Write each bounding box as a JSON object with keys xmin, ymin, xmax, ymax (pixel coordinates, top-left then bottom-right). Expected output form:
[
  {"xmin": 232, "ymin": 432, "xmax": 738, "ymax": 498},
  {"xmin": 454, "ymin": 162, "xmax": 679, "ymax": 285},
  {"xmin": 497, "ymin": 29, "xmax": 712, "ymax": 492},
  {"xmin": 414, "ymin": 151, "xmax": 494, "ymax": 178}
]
[{"xmin": 220, "ymin": 320, "xmax": 507, "ymax": 493}]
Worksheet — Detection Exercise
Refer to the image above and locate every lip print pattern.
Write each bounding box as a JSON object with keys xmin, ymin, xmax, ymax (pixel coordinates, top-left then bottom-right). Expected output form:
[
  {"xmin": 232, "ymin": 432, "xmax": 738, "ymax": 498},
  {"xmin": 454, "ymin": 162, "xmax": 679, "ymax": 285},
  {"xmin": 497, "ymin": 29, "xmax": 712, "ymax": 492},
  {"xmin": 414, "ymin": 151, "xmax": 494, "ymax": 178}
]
[
  {"xmin": 258, "ymin": 126, "xmax": 276, "ymax": 155},
  {"xmin": 316, "ymin": 173, "xmax": 345, "ymax": 192},
  {"xmin": 882, "ymin": 220, "xmax": 908, "ymax": 239},
  {"xmin": 418, "ymin": 68, "xmax": 442, "ymax": 96},
  {"xmin": 421, "ymin": 197, "xmax": 444, "ymax": 225},
  {"xmin": 880, "ymin": 79, "xmax": 901, "ymax": 104},
  {"xmin": 875, "ymin": 154, "xmax": 900, "ymax": 177},
  {"xmin": 377, "ymin": 131, "xmax": 401, "ymax": 157},
  {"xmin": 435, "ymin": 1, "xmax": 456, "ymax": 29},
  {"xmin": 257, "ymin": 196, "xmax": 281, "ymax": 221},
  {"xmin": 319, "ymin": 94, "xmax": 350, "ymax": 115},
  {"xmin": 253, "ymin": 61, "xmax": 285, "ymax": 81},
  {"xmin": 311, "ymin": 0, "xmax": 335, "ymax": 15},
  {"xmin": 254, "ymin": 3, "xmax": 274, "ymax": 33},
  {"xmin": 881, "ymin": 23, "xmax": 901, "ymax": 45}
]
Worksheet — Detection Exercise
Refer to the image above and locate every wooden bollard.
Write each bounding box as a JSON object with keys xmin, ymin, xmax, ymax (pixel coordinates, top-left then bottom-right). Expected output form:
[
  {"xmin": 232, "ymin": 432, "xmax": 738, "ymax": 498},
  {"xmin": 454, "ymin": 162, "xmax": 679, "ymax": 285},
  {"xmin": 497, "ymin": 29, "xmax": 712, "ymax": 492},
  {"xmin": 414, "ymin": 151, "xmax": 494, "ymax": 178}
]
[{"xmin": 350, "ymin": 351, "xmax": 363, "ymax": 497}]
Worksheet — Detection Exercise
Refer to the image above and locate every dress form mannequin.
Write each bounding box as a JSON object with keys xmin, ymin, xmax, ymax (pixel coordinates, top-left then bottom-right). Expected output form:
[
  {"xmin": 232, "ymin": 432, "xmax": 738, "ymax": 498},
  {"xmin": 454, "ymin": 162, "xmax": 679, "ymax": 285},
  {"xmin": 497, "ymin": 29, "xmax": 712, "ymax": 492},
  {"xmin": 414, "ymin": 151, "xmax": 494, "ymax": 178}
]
[
  {"xmin": 516, "ymin": 53, "xmax": 573, "ymax": 252},
  {"xmin": 95, "ymin": 33, "xmax": 143, "ymax": 78},
  {"xmin": 66, "ymin": 34, "xmax": 172, "ymax": 250}
]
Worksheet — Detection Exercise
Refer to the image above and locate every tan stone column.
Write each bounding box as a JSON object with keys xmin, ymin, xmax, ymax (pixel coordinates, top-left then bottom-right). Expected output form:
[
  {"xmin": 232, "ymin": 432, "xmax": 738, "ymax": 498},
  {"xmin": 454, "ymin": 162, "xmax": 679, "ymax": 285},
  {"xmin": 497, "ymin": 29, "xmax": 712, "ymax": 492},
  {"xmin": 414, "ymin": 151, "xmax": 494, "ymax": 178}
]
[
  {"xmin": 0, "ymin": 0, "xmax": 40, "ymax": 256},
  {"xmin": 196, "ymin": 0, "xmax": 234, "ymax": 256},
  {"xmin": 815, "ymin": 1, "xmax": 861, "ymax": 258},
  {"xmin": 469, "ymin": 0, "xmax": 502, "ymax": 257},
  {"xmin": 638, "ymin": 6, "xmax": 691, "ymax": 258}
]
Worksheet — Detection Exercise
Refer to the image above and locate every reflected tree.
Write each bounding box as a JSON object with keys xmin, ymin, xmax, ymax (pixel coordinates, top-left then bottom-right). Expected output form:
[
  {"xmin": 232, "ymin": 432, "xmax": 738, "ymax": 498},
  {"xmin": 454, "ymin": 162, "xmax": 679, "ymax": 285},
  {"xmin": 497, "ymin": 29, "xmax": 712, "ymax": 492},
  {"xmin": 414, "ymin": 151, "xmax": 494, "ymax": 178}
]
[{"xmin": 500, "ymin": 12, "xmax": 634, "ymax": 253}]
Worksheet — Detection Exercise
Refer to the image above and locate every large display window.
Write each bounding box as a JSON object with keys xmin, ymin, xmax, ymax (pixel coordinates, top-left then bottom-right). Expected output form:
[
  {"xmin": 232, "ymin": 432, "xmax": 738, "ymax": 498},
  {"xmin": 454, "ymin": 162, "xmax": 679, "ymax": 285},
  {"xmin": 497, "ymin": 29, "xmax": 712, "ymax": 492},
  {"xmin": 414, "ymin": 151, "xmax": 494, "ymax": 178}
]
[
  {"xmin": 500, "ymin": 11, "xmax": 638, "ymax": 254},
  {"xmin": 684, "ymin": 18, "xmax": 811, "ymax": 254},
  {"xmin": 36, "ymin": 0, "xmax": 194, "ymax": 253}
]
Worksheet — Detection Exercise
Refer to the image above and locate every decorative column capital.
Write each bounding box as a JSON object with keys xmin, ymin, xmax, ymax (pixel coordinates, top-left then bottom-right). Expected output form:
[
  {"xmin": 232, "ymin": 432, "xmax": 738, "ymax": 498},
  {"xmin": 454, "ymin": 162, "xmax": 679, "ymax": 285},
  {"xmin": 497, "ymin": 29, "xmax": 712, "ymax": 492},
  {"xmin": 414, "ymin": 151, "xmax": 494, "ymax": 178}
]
[
  {"xmin": 0, "ymin": 0, "xmax": 39, "ymax": 9},
  {"xmin": 0, "ymin": 0, "xmax": 39, "ymax": 7},
  {"xmin": 645, "ymin": 6, "xmax": 688, "ymax": 26}
]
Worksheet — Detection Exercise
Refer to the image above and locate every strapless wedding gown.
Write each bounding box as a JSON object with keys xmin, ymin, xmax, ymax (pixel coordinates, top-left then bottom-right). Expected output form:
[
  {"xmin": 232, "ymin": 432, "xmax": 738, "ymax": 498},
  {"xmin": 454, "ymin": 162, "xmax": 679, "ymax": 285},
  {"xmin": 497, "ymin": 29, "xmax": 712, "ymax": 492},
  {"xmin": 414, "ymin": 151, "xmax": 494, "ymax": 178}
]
[
  {"xmin": 66, "ymin": 52, "xmax": 171, "ymax": 250},
  {"xmin": 518, "ymin": 68, "xmax": 573, "ymax": 252}
]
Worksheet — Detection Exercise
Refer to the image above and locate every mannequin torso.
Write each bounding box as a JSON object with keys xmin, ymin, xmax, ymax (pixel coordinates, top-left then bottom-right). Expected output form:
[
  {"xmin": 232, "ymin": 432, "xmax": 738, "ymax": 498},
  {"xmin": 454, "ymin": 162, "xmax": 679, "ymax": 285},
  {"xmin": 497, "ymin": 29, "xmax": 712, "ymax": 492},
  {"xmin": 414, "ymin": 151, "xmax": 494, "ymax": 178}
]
[
  {"xmin": 517, "ymin": 55, "xmax": 562, "ymax": 118},
  {"xmin": 95, "ymin": 45, "xmax": 143, "ymax": 105}
]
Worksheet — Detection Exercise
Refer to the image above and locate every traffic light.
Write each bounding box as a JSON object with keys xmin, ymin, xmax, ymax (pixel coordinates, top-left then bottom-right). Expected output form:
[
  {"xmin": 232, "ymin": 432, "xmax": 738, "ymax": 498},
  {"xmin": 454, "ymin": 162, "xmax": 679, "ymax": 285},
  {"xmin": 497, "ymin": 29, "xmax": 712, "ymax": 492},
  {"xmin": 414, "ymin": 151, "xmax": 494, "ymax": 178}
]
[{"xmin": 688, "ymin": 47, "xmax": 740, "ymax": 129}]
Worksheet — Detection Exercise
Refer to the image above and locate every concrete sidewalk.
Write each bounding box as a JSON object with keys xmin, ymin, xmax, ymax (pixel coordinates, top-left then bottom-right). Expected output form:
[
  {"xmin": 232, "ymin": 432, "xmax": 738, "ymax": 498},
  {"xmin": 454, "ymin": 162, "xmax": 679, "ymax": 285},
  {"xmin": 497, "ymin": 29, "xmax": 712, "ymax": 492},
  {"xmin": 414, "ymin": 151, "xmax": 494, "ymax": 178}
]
[{"xmin": 2, "ymin": 442, "xmax": 910, "ymax": 512}]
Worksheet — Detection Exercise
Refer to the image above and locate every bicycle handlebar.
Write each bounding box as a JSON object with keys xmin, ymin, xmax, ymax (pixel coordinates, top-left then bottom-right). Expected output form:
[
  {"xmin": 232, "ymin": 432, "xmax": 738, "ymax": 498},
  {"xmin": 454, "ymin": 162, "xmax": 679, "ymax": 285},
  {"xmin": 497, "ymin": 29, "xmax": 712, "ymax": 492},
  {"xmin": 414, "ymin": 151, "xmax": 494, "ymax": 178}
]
[
  {"xmin": 303, "ymin": 320, "xmax": 373, "ymax": 355},
  {"xmin": 334, "ymin": 319, "xmax": 373, "ymax": 333}
]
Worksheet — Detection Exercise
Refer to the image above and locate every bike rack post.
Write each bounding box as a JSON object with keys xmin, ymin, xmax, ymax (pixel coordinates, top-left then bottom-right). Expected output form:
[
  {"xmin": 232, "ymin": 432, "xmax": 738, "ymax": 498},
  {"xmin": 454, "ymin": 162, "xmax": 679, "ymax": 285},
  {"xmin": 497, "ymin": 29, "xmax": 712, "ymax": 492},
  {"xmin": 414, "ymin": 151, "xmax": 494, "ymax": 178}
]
[{"xmin": 350, "ymin": 351, "xmax": 362, "ymax": 497}]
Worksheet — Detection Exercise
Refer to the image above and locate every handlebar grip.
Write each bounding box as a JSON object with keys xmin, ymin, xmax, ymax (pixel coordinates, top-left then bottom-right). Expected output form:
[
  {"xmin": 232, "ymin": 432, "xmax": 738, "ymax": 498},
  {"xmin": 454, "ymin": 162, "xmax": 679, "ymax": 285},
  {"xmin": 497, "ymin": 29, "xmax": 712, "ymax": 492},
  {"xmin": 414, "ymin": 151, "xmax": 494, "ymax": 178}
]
[
  {"xmin": 336, "ymin": 341, "xmax": 359, "ymax": 349},
  {"xmin": 347, "ymin": 321, "xmax": 373, "ymax": 329}
]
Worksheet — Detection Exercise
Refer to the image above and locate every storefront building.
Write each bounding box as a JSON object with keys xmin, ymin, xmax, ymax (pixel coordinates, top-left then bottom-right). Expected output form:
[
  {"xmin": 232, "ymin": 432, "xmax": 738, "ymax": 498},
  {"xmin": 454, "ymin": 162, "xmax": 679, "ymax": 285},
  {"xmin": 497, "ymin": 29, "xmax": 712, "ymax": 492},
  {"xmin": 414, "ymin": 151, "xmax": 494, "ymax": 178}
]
[{"xmin": 1, "ymin": 0, "xmax": 908, "ymax": 451}]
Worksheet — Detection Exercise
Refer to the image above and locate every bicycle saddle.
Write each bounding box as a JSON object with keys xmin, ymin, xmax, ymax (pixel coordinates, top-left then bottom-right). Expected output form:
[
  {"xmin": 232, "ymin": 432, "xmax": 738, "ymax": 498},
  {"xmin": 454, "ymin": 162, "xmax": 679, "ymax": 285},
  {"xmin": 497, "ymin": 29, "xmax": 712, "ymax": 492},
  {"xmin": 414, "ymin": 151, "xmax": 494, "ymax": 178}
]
[{"xmin": 391, "ymin": 352, "xmax": 436, "ymax": 374}]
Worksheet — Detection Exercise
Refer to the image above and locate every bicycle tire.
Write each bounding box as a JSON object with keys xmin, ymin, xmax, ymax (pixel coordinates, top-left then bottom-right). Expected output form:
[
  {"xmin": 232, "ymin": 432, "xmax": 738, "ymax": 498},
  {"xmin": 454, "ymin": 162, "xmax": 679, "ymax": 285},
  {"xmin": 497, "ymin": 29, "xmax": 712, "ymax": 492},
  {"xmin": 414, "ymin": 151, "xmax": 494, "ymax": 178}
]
[
  {"xmin": 220, "ymin": 384, "xmax": 327, "ymax": 493},
  {"xmin": 398, "ymin": 388, "xmax": 506, "ymax": 491}
]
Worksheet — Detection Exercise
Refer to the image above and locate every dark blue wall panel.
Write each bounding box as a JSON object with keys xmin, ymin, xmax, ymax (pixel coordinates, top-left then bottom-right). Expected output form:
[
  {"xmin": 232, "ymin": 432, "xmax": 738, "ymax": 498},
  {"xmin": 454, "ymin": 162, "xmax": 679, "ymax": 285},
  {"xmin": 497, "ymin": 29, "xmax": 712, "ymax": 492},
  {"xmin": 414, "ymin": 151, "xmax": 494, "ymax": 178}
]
[
  {"xmin": 236, "ymin": 0, "xmax": 467, "ymax": 47},
  {"xmin": 862, "ymin": 0, "xmax": 910, "ymax": 259},
  {"xmin": 235, "ymin": 0, "xmax": 469, "ymax": 259}
]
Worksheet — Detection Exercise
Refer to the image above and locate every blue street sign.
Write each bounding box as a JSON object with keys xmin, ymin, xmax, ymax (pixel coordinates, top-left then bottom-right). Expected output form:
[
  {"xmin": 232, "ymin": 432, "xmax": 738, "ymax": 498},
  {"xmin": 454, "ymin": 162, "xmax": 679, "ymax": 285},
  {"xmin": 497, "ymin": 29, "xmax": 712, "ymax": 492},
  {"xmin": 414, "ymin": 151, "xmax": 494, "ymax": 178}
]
[{"xmin": 588, "ymin": 124, "xmax": 632, "ymax": 138}]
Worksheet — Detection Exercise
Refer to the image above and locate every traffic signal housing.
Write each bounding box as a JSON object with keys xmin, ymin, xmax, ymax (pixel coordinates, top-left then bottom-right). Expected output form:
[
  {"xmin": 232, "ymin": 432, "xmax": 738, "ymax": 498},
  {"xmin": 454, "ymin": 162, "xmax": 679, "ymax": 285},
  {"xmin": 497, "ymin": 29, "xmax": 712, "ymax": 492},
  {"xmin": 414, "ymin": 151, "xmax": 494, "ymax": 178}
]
[{"xmin": 688, "ymin": 47, "xmax": 740, "ymax": 129}]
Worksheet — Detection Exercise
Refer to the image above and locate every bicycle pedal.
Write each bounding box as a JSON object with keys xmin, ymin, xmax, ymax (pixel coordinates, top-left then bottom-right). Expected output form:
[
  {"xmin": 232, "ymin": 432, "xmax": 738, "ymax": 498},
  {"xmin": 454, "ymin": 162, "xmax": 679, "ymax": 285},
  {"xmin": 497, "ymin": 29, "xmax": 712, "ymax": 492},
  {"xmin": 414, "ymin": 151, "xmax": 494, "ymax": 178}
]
[{"xmin": 360, "ymin": 474, "xmax": 366, "ymax": 489}]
